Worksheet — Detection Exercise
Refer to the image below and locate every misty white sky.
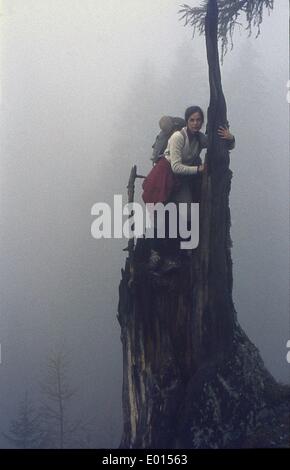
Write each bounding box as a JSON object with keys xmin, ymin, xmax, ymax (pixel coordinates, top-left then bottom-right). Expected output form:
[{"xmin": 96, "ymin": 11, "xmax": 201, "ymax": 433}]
[{"xmin": 0, "ymin": 0, "xmax": 289, "ymax": 448}]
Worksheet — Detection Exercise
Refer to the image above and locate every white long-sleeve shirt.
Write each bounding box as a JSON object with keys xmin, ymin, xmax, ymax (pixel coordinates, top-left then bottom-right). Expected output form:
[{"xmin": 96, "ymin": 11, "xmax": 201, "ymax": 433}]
[{"xmin": 164, "ymin": 127, "xmax": 235, "ymax": 176}]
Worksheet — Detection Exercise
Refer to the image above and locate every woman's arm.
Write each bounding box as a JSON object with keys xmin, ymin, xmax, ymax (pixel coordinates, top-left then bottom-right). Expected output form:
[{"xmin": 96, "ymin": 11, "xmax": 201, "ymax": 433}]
[
  {"xmin": 201, "ymin": 128, "xmax": 236, "ymax": 150},
  {"xmin": 218, "ymin": 126, "xmax": 235, "ymax": 150}
]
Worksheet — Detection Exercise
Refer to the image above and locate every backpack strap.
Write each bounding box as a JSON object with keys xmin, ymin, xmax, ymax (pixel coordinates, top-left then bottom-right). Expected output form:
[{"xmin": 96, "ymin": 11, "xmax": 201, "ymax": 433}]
[
  {"xmin": 179, "ymin": 128, "xmax": 187, "ymax": 146},
  {"xmin": 181, "ymin": 127, "xmax": 202, "ymax": 157}
]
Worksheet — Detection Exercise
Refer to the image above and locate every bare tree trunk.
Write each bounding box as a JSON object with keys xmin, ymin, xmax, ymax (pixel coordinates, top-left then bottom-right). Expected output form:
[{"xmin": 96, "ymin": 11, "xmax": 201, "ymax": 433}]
[
  {"xmin": 192, "ymin": 0, "xmax": 236, "ymax": 363},
  {"xmin": 117, "ymin": 0, "xmax": 289, "ymax": 449}
]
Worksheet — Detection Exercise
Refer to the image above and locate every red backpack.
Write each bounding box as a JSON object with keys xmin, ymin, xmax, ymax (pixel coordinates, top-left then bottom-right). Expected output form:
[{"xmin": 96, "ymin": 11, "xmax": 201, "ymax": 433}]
[{"xmin": 141, "ymin": 156, "xmax": 182, "ymax": 204}]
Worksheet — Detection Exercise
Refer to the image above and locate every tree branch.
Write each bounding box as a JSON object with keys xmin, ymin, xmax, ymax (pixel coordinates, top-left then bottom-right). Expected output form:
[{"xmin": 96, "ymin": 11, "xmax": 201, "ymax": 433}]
[{"xmin": 179, "ymin": 0, "xmax": 274, "ymax": 58}]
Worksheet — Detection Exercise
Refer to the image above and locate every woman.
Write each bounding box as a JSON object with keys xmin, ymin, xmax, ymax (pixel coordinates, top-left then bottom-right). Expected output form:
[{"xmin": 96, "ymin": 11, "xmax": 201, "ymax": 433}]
[{"xmin": 148, "ymin": 105, "xmax": 235, "ymax": 271}]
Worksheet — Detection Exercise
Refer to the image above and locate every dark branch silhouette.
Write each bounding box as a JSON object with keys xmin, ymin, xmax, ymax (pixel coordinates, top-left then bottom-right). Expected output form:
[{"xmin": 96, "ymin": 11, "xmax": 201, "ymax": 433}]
[
  {"xmin": 179, "ymin": 0, "xmax": 274, "ymax": 57},
  {"xmin": 3, "ymin": 393, "xmax": 43, "ymax": 449}
]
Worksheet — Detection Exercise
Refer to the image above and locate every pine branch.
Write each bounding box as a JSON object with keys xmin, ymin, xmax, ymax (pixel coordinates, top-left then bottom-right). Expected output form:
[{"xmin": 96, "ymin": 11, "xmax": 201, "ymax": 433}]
[{"xmin": 179, "ymin": 0, "xmax": 274, "ymax": 58}]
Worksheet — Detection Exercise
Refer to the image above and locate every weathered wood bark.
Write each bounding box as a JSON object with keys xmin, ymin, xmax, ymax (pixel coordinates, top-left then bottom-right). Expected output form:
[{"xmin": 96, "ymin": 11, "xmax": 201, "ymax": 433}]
[{"xmin": 117, "ymin": 0, "xmax": 290, "ymax": 449}]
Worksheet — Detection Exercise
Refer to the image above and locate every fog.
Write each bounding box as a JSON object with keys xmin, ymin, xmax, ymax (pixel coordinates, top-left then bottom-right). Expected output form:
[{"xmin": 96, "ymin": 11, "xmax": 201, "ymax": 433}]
[{"xmin": 0, "ymin": 0, "xmax": 289, "ymax": 448}]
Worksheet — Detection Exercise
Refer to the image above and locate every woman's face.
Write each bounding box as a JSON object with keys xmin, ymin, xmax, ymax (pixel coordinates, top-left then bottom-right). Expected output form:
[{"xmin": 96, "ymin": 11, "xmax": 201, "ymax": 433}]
[{"xmin": 187, "ymin": 112, "xmax": 203, "ymax": 134}]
